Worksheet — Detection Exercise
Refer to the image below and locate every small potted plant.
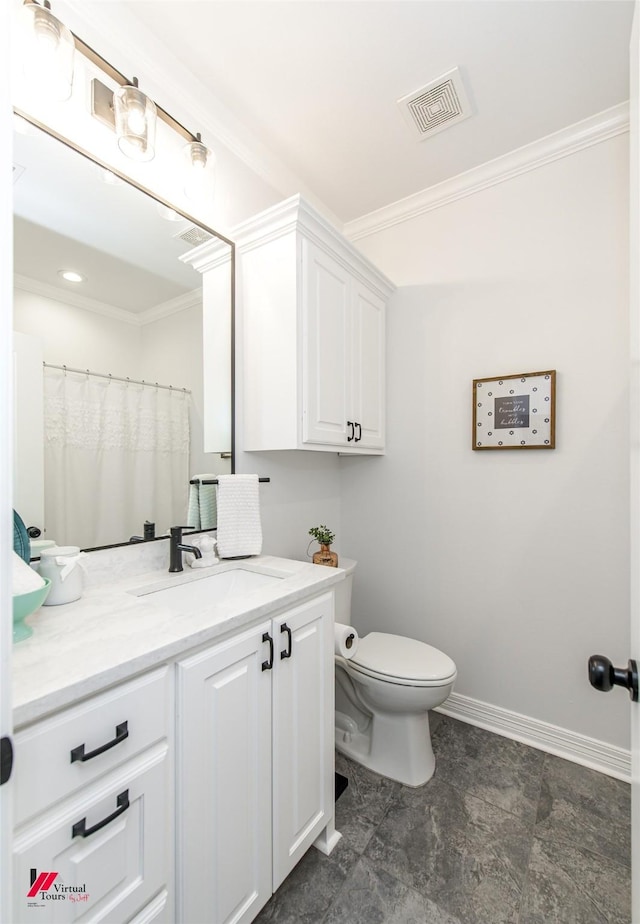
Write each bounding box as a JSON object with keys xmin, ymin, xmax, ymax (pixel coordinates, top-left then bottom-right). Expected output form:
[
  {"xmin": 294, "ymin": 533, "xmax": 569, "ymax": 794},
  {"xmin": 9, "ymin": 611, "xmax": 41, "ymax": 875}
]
[{"xmin": 308, "ymin": 525, "xmax": 338, "ymax": 568}]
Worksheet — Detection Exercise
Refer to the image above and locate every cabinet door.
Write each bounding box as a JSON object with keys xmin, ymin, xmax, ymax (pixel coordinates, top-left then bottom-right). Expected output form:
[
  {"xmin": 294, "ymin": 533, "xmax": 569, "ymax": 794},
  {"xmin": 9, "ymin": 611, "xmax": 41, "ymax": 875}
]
[
  {"xmin": 271, "ymin": 594, "xmax": 334, "ymax": 889},
  {"xmin": 350, "ymin": 280, "xmax": 386, "ymax": 450},
  {"xmin": 177, "ymin": 623, "xmax": 272, "ymax": 924},
  {"xmin": 302, "ymin": 239, "xmax": 351, "ymax": 446}
]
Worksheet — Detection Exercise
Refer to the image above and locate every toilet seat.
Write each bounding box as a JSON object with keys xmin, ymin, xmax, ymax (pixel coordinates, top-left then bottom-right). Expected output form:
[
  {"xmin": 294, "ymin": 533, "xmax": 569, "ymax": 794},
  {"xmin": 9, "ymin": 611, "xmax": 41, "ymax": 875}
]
[{"xmin": 348, "ymin": 632, "xmax": 457, "ymax": 687}]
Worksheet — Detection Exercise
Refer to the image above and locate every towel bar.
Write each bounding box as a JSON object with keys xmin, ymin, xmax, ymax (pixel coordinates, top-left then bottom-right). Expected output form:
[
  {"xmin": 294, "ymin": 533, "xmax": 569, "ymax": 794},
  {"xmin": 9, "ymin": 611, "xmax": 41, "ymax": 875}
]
[{"xmin": 189, "ymin": 477, "xmax": 271, "ymax": 485}]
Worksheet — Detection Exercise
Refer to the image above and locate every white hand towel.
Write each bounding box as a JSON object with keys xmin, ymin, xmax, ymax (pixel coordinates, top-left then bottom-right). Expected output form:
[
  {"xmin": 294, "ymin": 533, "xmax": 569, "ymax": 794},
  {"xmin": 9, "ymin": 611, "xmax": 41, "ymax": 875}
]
[
  {"xmin": 216, "ymin": 474, "xmax": 263, "ymax": 558},
  {"xmin": 187, "ymin": 474, "xmax": 218, "ymax": 530}
]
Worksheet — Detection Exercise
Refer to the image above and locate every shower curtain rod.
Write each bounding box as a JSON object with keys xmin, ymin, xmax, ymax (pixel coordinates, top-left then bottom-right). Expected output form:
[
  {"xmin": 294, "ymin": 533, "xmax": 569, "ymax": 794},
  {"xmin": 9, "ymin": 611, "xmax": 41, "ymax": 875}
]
[{"xmin": 43, "ymin": 362, "xmax": 191, "ymax": 394}]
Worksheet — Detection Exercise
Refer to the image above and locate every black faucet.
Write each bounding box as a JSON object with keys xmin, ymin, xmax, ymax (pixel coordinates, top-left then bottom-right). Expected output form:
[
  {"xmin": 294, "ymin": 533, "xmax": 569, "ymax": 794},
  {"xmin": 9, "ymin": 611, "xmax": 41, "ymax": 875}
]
[
  {"xmin": 130, "ymin": 521, "xmax": 156, "ymax": 543},
  {"xmin": 169, "ymin": 526, "xmax": 202, "ymax": 572}
]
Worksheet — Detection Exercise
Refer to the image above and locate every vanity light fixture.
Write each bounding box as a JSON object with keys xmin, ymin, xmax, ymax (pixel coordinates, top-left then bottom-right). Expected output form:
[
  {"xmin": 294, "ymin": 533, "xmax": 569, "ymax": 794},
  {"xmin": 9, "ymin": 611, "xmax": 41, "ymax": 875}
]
[
  {"xmin": 183, "ymin": 134, "xmax": 215, "ymax": 202},
  {"xmin": 113, "ymin": 77, "xmax": 157, "ymax": 162},
  {"xmin": 19, "ymin": 1, "xmax": 217, "ymax": 193},
  {"xmin": 58, "ymin": 270, "xmax": 86, "ymax": 284},
  {"xmin": 20, "ymin": 0, "xmax": 75, "ymax": 101},
  {"xmin": 157, "ymin": 203, "xmax": 186, "ymax": 222}
]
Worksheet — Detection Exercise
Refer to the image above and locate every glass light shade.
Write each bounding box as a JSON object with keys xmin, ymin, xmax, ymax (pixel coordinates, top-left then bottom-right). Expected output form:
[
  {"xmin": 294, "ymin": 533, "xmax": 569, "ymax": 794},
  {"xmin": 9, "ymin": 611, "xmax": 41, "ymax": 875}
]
[
  {"xmin": 157, "ymin": 203, "xmax": 186, "ymax": 222},
  {"xmin": 182, "ymin": 138, "xmax": 215, "ymax": 202},
  {"xmin": 100, "ymin": 168, "xmax": 124, "ymax": 186},
  {"xmin": 113, "ymin": 83, "xmax": 157, "ymax": 162},
  {"xmin": 20, "ymin": 1, "xmax": 75, "ymax": 101}
]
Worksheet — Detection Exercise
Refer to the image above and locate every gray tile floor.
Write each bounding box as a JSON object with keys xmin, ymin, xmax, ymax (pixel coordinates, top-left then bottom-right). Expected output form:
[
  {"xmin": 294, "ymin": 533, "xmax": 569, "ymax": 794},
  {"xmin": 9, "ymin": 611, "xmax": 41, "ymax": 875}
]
[{"xmin": 256, "ymin": 715, "xmax": 631, "ymax": 924}]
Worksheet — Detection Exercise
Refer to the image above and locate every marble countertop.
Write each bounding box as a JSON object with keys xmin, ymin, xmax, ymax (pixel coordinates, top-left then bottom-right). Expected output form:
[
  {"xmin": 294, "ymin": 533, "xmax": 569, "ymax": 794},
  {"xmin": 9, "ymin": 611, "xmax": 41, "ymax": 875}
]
[{"xmin": 12, "ymin": 553, "xmax": 348, "ymax": 728}]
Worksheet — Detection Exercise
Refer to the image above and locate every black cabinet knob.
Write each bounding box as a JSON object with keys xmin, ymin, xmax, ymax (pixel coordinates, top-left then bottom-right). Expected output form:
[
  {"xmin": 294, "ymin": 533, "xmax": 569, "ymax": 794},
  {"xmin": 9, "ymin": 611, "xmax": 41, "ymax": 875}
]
[{"xmin": 588, "ymin": 655, "xmax": 639, "ymax": 702}]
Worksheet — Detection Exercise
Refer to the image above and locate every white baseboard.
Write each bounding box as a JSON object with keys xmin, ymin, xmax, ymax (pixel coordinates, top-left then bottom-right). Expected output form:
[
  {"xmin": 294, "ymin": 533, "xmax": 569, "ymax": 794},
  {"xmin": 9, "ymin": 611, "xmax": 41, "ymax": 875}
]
[{"xmin": 435, "ymin": 692, "xmax": 631, "ymax": 783}]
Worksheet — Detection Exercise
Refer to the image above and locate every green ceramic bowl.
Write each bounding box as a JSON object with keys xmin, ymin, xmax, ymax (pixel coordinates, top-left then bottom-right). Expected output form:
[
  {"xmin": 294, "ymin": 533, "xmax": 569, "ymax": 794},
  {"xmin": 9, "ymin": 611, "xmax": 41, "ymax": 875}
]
[{"xmin": 13, "ymin": 578, "xmax": 52, "ymax": 643}]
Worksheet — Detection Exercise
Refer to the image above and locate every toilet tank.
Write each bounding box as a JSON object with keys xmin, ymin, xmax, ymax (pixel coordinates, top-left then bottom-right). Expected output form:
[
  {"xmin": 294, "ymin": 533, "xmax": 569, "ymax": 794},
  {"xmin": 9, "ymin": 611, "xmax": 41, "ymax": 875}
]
[{"xmin": 334, "ymin": 558, "xmax": 357, "ymax": 625}]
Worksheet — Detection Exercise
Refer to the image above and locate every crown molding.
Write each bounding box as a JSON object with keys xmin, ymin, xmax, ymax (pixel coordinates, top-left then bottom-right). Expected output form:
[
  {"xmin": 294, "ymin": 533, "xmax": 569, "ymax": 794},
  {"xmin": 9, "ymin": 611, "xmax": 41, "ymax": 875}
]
[
  {"xmin": 14, "ymin": 274, "xmax": 143, "ymax": 326},
  {"xmin": 181, "ymin": 238, "xmax": 232, "ymax": 274},
  {"xmin": 137, "ymin": 289, "xmax": 201, "ymax": 326},
  {"xmin": 233, "ymin": 194, "xmax": 395, "ymax": 297},
  {"xmin": 344, "ymin": 102, "xmax": 630, "ymax": 242}
]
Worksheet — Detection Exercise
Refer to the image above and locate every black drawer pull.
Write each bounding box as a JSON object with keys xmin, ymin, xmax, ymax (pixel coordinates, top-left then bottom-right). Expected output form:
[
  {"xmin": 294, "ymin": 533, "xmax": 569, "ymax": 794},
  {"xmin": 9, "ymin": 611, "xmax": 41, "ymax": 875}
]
[
  {"xmin": 280, "ymin": 622, "xmax": 292, "ymax": 659},
  {"xmin": 72, "ymin": 789, "xmax": 129, "ymax": 838},
  {"xmin": 70, "ymin": 721, "xmax": 129, "ymax": 763},
  {"xmin": 355, "ymin": 422, "xmax": 362, "ymax": 442},
  {"xmin": 262, "ymin": 632, "xmax": 274, "ymax": 671},
  {"xmin": 347, "ymin": 421, "xmax": 354, "ymax": 442}
]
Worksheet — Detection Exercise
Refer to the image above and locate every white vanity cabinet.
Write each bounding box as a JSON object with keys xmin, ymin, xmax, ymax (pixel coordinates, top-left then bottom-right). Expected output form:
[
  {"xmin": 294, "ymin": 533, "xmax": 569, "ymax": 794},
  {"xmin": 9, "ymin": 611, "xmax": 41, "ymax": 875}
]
[
  {"xmin": 176, "ymin": 591, "xmax": 335, "ymax": 924},
  {"xmin": 12, "ymin": 667, "xmax": 173, "ymax": 924},
  {"xmin": 240, "ymin": 195, "xmax": 394, "ymax": 454}
]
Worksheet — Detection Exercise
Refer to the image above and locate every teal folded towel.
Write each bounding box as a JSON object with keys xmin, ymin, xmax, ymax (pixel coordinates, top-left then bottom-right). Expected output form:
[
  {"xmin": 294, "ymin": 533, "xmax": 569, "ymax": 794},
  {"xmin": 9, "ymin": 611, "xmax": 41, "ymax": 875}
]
[{"xmin": 187, "ymin": 474, "xmax": 218, "ymax": 530}]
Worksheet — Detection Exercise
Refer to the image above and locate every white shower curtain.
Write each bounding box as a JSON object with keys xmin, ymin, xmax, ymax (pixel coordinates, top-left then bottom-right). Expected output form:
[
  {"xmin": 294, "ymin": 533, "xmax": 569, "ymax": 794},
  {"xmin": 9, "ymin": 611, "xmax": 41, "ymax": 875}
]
[{"xmin": 43, "ymin": 368, "xmax": 191, "ymax": 549}]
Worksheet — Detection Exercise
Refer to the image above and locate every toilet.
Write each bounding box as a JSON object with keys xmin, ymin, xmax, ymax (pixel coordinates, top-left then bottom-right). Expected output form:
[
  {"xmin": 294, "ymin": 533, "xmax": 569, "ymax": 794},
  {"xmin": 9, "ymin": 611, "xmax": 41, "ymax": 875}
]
[{"xmin": 334, "ymin": 561, "xmax": 457, "ymax": 787}]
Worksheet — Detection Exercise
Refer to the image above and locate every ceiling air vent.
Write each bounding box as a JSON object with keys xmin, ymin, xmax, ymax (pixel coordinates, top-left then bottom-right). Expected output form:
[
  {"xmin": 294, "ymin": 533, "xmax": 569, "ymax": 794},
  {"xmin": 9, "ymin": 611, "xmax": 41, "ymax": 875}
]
[
  {"xmin": 397, "ymin": 67, "xmax": 471, "ymax": 141},
  {"xmin": 174, "ymin": 224, "xmax": 215, "ymax": 247}
]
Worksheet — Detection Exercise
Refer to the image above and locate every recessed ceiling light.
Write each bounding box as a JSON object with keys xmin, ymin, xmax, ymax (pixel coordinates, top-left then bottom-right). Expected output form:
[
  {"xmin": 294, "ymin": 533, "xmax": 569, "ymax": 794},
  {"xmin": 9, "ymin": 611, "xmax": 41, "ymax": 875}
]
[{"xmin": 58, "ymin": 270, "xmax": 86, "ymax": 284}]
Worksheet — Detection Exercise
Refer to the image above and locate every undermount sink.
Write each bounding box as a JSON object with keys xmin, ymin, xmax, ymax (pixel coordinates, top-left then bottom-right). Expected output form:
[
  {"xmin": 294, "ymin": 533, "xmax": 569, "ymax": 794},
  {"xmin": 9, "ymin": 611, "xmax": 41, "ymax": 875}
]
[{"xmin": 133, "ymin": 568, "xmax": 284, "ymax": 611}]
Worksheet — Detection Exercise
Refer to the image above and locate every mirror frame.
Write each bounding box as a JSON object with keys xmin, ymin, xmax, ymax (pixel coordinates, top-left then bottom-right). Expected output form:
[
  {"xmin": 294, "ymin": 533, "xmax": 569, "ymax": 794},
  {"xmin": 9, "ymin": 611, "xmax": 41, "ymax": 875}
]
[{"xmin": 13, "ymin": 109, "xmax": 236, "ymax": 553}]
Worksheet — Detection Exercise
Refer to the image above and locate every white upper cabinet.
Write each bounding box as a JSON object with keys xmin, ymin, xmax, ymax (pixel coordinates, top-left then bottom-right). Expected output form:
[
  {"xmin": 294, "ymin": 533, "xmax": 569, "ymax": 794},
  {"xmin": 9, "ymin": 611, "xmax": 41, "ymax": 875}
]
[{"xmin": 239, "ymin": 196, "xmax": 394, "ymax": 454}]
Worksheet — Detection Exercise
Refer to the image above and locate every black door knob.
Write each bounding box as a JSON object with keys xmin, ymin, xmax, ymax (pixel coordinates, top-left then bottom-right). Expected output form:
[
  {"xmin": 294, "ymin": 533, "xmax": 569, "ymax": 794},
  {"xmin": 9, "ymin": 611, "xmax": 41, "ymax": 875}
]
[{"xmin": 588, "ymin": 655, "xmax": 639, "ymax": 702}]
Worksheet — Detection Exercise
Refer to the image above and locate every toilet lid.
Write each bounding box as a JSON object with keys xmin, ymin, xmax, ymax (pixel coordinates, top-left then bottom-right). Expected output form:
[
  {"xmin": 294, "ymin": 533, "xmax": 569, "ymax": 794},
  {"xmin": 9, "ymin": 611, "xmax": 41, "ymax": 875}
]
[{"xmin": 351, "ymin": 632, "xmax": 457, "ymax": 683}]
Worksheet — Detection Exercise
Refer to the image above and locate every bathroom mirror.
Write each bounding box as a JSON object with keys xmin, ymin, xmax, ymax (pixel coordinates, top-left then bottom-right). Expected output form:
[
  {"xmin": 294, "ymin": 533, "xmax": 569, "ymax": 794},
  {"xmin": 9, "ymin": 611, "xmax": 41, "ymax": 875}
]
[{"xmin": 12, "ymin": 115, "xmax": 234, "ymax": 551}]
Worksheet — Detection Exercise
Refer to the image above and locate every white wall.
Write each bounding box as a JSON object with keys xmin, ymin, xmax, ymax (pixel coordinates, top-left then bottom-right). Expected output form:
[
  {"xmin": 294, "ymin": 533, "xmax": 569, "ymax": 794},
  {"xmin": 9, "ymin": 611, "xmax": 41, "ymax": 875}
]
[
  {"xmin": 341, "ymin": 133, "xmax": 631, "ymax": 749},
  {"xmin": 13, "ymin": 288, "xmax": 142, "ymax": 374},
  {"xmin": 235, "ymin": 449, "xmax": 342, "ymax": 563}
]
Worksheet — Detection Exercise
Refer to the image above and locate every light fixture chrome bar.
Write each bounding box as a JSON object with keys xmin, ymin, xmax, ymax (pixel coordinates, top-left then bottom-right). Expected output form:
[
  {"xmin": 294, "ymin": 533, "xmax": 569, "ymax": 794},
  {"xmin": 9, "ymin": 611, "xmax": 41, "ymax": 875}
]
[
  {"xmin": 43, "ymin": 362, "xmax": 191, "ymax": 394},
  {"xmin": 23, "ymin": 0, "xmax": 200, "ymax": 143},
  {"xmin": 77, "ymin": 35, "xmax": 198, "ymax": 143}
]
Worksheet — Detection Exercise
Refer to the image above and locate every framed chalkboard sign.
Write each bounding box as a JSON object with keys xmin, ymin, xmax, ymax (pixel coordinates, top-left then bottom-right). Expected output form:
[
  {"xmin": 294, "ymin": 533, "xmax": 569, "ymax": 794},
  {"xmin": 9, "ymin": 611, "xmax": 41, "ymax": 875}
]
[{"xmin": 472, "ymin": 370, "xmax": 556, "ymax": 450}]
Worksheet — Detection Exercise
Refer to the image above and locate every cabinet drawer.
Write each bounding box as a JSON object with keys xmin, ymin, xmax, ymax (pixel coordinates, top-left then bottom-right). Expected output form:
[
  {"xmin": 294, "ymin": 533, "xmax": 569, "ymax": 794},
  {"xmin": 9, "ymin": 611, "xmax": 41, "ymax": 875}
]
[
  {"xmin": 13, "ymin": 744, "xmax": 170, "ymax": 924},
  {"xmin": 14, "ymin": 667, "xmax": 170, "ymax": 826},
  {"xmin": 128, "ymin": 890, "xmax": 171, "ymax": 924}
]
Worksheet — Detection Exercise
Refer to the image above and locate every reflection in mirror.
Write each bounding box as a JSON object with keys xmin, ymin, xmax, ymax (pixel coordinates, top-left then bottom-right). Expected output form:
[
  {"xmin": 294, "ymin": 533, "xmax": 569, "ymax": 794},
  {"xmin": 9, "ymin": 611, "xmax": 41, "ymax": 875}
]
[{"xmin": 12, "ymin": 117, "xmax": 233, "ymax": 552}]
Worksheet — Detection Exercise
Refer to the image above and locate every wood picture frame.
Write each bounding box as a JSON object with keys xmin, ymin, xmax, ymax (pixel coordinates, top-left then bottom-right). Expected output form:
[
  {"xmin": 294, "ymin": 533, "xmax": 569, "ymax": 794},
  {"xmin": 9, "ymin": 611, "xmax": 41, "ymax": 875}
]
[{"xmin": 472, "ymin": 370, "xmax": 556, "ymax": 450}]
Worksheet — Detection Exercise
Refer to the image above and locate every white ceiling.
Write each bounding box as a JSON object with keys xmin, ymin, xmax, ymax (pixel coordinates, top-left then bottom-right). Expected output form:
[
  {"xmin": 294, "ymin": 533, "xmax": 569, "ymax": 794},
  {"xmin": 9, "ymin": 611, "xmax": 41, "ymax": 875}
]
[
  {"xmin": 12, "ymin": 1, "xmax": 635, "ymax": 312},
  {"xmin": 125, "ymin": 0, "xmax": 635, "ymax": 224}
]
